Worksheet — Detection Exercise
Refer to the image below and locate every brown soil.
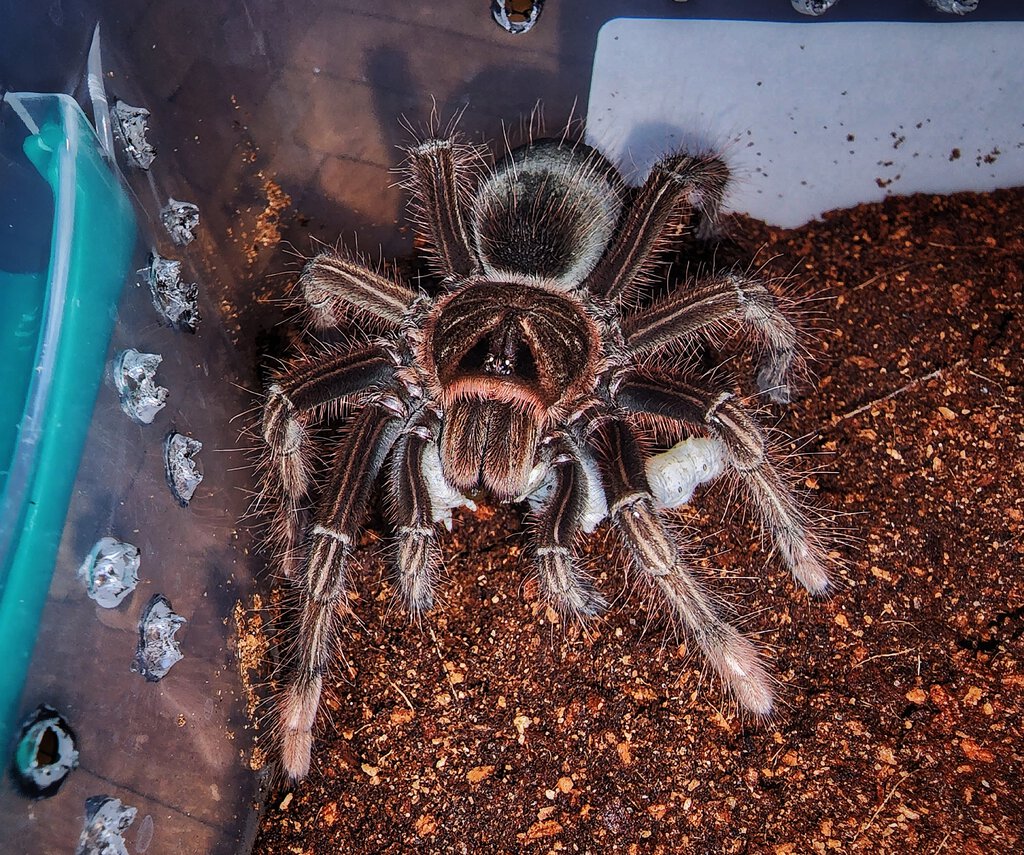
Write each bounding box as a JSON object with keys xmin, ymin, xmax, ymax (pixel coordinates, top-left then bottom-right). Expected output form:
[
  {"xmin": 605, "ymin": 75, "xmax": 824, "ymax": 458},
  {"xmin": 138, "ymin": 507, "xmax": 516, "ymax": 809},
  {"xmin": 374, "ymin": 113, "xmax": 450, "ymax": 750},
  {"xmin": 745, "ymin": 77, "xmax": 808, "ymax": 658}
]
[{"xmin": 247, "ymin": 188, "xmax": 1024, "ymax": 854}]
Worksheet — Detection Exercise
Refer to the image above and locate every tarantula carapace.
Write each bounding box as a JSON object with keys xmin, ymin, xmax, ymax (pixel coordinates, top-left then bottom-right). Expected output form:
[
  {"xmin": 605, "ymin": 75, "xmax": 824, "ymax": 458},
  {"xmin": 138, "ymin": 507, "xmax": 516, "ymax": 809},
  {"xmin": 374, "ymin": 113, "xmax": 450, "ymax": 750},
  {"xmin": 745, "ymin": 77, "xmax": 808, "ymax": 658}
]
[{"xmin": 260, "ymin": 132, "xmax": 830, "ymax": 779}]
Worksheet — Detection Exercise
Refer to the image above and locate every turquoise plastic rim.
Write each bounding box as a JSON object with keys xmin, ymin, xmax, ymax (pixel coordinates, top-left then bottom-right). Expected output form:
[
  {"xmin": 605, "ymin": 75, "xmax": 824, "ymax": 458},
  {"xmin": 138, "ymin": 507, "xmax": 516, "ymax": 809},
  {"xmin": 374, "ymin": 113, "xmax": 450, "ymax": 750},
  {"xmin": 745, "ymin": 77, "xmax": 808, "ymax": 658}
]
[{"xmin": 0, "ymin": 94, "xmax": 138, "ymax": 756}]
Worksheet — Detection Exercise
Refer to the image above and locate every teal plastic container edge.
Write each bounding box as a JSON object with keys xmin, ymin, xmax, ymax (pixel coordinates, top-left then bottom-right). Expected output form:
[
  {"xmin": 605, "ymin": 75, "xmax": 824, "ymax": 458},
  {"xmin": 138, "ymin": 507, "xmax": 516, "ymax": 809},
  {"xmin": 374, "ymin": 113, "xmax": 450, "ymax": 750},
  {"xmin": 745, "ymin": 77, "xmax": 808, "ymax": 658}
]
[{"xmin": 0, "ymin": 93, "xmax": 138, "ymax": 755}]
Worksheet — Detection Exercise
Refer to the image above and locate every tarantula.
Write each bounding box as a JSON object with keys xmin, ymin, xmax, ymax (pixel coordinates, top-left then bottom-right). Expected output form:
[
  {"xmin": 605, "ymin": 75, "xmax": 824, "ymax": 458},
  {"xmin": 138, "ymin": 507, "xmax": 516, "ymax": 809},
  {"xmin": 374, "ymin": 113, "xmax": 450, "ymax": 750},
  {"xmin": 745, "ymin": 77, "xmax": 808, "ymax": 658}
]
[{"xmin": 260, "ymin": 129, "xmax": 830, "ymax": 780}]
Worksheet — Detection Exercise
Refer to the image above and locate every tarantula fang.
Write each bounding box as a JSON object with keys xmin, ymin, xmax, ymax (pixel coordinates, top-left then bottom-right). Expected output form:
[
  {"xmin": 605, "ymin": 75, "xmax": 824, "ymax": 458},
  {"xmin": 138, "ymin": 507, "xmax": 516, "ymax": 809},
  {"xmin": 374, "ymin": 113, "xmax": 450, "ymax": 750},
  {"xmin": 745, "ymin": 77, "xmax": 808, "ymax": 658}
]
[{"xmin": 260, "ymin": 130, "xmax": 830, "ymax": 780}]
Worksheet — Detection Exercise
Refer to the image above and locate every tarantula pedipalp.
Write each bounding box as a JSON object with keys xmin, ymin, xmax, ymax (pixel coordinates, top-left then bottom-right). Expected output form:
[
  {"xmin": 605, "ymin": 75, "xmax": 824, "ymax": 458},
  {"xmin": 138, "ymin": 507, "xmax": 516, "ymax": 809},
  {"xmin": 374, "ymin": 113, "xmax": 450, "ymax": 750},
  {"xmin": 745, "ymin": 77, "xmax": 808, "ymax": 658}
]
[{"xmin": 260, "ymin": 131, "xmax": 831, "ymax": 779}]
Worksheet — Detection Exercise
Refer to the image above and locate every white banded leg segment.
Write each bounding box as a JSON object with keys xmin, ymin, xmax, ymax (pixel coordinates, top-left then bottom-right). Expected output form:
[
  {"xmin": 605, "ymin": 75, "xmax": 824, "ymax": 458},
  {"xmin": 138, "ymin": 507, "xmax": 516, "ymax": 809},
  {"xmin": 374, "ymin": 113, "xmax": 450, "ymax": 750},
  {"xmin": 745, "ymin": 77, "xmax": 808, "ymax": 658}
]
[
  {"xmin": 301, "ymin": 400, "xmax": 405, "ymax": 602},
  {"xmin": 616, "ymin": 496, "xmax": 774, "ymax": 715},
  {"xmin": 610, "ymin": 494, "xmax": 676, "ymax": 577},
  {"xmin": 653, "ymin": 151, "xmax": 731, "ymax": 237},
  {"xmin": 262, "ymin": 385, "xmax": 313, "ymax": 578},
  {"xmin": 263, "ymin": 384, "xmax": 311, "ymax": 498},
  {"xmin": 706, "ymin": 396, "xmax": 830, "ymax": 595},
  {"xmin": 273, "ymin": 495, "xmax": 308, "ymax": 579},
  {"xmin": 591, "ymin": 418, "xmax": 775, "ymax": 715},
  {"xmin": 738, "ymin": 465, "xmax": 830, "ymax": 595},
  {"xmin": 305, "ymin": 526, "xmax": 352, "ymax": 601},
  {"xmin": 389, "ymin": 413, "xmax": 443, "ymax": 615},
  {"xmin": 583, "ymin": 151, "xmax": 730, "ymax": 300},
  {"xmin": 396, "ymin": 525, "xmax": 440, "ymax": 616},
  {"xmin": 622, "ymin": 273, "xmax": 799, "ymax": 404},
  {"xmin": 654, "ymin": 575, "xmax": 774, "ymax": 715},
  {"xmin": 280, "ymin": 530, "xmax": 349, "ymax": 781},
  {"xmin": 616, "ymin": 373, "xmax": 830, "ymax": 595},
  {"xmin": 534, "ymin": 547, "xmax": 606, "ymax": 618},
  {"xmin": 279, "ymin": 399, "xmax": 405, "ymax": 780},
  {"xmin": 742, "ymin": 283, "xmax": 800, "ymax": 405},
  {"xmin": 532, "ymin": 439, "xmax": 607, "ymax": 618},
  {"xmin": 282, "ymin": 525, "xmax": 356, "ymax": 780},
  {"xmin": 263, "ymin": 346, "xmax": 397, "ymax": 578},
  {"xmin": 520, "ymin": 451, "xmax": 609, "ymax": 535},
  {"xmin": 278, "ymin": 673, "xmax": 321, "ymax": 781}
]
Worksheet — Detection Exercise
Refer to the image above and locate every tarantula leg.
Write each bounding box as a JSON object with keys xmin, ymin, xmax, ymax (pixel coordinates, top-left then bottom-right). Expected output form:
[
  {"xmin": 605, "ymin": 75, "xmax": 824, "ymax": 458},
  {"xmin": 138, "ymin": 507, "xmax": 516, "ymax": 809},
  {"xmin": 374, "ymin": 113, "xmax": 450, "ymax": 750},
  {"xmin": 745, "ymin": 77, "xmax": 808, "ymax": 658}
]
[
  {"xmin": 279, "ymin": 394, "xmax": 406, "ymax": 780},
  {"xmin": 263, "ymin": 345, "xmax": 397, "ymax": 574},
  {"xmin": 622, "ymin": 272, "xmax": 799, "ymax": 403},
  {"xmin": 531, "ymin": 436, "xmax": 608, "ymax": 618},
  {"xmin": 388, "ymin": 408, "xmax": 444, "ymax": 616},
  {"xmin": 589, "ymin": 418, "xmax": 774, "ymax": 714},
  {"xmin": 615, "ymin": 372, "xmax": 830, "ymax": 594},
  {"xmin": 300, "ymin": 249, "xmax": 420, "ymax": 329},
  {"xmin": 584, "ymin": 151, "xmax": 731, "ymax": 301},
  {"xmin": 404, "ymin": 138, "xmax": 481, "ymax": 280}
]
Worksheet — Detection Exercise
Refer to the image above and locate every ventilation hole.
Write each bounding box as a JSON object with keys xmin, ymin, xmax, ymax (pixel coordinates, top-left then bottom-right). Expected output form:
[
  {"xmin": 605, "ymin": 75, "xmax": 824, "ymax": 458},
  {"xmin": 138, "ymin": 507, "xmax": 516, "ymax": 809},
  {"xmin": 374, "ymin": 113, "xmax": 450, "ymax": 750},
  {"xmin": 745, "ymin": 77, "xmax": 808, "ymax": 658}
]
[
  {"xmin": 491, "ymin": 0, "xmax": 544, "ymax": 34},
  {"xmin": 37, "ymin": 727, "xmax": 59, "ymax": 767}
]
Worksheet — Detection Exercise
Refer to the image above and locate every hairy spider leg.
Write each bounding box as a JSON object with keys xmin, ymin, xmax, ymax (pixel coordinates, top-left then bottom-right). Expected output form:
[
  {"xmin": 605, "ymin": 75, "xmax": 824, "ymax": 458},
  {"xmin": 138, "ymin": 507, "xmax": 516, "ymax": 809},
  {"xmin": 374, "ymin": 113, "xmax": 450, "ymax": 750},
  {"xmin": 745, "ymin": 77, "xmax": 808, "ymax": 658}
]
[
  {"xmin": 583, "ymin": 151, "xmax": 731, "ymax": 302},
  {"xmin": 300, "ymin": 250, "xmax": 421, "ymax": 329},
  {"xmin": 588, "ymin": 417, "xmax": 775, "ymax": 714},
  {"xmin": 387, "ymin": 408, "xmax": 444, "ymax": 615},
  {"xmin": 404, "ymin": 138, "xmax": 482, "ymax": 280},
  {"xmin": 622, "ymin": 272, "xmax": 800, "ymax": 403},
  {"xmin": 530, "ymin": 435, "xmax": 608, "ymax": 618},
  {"xmin": 263, "ymin": 345, "xmax": 398, "ymax": 575},
  {"xmin": 616, "ymin": 371, "xmax": 830, "ymax": 594},
  {"xmin": 280, "ymin": 395, "xmax": 407, "ymax": 780}
]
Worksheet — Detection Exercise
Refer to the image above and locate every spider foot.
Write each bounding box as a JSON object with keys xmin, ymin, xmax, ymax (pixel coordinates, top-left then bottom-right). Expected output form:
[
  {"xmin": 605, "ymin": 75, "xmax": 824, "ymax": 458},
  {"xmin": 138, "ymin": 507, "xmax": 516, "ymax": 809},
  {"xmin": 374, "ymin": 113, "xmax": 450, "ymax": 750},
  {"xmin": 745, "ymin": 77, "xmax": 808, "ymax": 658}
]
[
  {"xmin": 536, "ymin": 546, "xmax": 608, "ymax": 618},
  {"xmin": 657, "ymin": 574, "xmax": 775, "ymax": 715},
  {"xmin": 756, "ymin": 360, "xmax": 794, "ymax": 405},
  {"xmin": 653, "ymin": 151, "xmax": 730, "ymax": 236},
  {"xmin": 396, "ymin": 525, "xmax": 440, "ymax": 616},
  {"xmin": 709, "ymin": 397, "xmax": 830, "ymax": 595},
  {"xmin": 617, "ymin": 496, "xmax": 775, "ymax": 714},
  {"xmin": 279, "ymin": 674, "xmax": 321, "ymax": 780}
]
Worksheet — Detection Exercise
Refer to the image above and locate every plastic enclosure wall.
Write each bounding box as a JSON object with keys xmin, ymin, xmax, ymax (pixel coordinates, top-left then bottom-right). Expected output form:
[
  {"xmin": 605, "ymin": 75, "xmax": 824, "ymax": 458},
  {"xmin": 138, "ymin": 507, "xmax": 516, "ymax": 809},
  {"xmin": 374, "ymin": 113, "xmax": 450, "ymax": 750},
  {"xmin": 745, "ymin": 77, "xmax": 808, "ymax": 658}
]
[{"xmin": 0, "ymin": 93, "xmax": 137, "ymax": 755}]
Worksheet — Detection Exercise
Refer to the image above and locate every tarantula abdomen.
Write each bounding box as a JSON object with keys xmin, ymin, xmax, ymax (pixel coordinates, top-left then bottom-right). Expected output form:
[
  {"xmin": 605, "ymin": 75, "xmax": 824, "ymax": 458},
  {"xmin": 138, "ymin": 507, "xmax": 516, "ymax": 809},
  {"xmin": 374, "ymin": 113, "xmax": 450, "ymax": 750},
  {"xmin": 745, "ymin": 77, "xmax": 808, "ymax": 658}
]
[{"xmin": 471, "ymin": 139, "xmax": 624, "ymax": 286}]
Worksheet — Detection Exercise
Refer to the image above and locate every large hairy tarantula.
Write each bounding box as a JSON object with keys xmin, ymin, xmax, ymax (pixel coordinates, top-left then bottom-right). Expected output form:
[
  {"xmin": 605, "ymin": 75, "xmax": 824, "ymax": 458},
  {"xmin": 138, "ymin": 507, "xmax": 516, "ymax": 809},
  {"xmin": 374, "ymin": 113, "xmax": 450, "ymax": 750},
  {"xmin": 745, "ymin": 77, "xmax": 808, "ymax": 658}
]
[{"xmin": 260, "ymin": 129, "xmax": 830, "ymax": 779}]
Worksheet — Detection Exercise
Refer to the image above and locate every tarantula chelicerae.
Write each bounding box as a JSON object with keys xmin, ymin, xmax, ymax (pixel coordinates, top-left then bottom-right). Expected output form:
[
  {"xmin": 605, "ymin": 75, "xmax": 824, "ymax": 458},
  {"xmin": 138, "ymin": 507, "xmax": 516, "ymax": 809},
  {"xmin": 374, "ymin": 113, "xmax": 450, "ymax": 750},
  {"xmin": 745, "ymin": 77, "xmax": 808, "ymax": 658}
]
[{"xmin": 260, "ymin": 129, "xmax": 831, "ymax": 779}]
